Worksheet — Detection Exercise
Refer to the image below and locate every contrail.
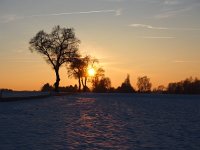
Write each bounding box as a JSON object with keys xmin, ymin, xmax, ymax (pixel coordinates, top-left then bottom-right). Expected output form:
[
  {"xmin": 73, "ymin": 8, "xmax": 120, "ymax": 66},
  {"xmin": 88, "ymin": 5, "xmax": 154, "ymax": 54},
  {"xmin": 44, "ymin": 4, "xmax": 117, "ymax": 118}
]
[
  {"xmin": 28, "ymin": 9, "xmax": 116, "ymax": 18},
  {"xmin": 1, "ymin": 9, "xmax": 119, "ymax": 23},
  {"xmin": 129, "ymin": 24, "xmax": 168, "ymax": 30}
]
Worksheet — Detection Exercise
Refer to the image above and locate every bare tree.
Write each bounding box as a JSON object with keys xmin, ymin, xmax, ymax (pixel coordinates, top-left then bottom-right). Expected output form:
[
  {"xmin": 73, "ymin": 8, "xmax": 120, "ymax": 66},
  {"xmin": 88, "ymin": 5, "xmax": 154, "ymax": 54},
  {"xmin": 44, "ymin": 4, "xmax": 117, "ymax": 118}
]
[
  {"xmin": 68, "ymin": 55, "xmax": 98, "ymax": 92},
  {"xmin": 29, "ymin": 25, "xmax": 80, "ymax": 92},
  {"xmin": 137, "ymin": 76, "xmax": 152, "ymax": 93},
  {"xmin": 81, "ymin": 56, "xmax": 98, "ymax": 91},
  {"xmin": 68, "ymin": 57, "xmax": 85, "ymax": 92},
  {"xmin": 92, "ymin": 67, "xmax": 105, "ymax": 89}
]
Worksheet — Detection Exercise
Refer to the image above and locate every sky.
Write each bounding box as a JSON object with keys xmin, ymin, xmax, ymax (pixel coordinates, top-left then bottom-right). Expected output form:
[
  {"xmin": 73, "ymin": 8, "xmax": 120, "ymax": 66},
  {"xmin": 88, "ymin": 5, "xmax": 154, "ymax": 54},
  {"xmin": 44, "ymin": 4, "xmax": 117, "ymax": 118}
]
[{"xmin": 0, "ymin": 0, "xmax": 200, "ymax": 91}]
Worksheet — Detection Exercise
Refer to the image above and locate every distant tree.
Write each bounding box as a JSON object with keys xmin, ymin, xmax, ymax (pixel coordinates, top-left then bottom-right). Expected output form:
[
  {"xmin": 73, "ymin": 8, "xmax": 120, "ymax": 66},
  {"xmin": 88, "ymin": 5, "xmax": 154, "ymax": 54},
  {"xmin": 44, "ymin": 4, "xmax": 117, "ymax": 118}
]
[
  {"xmin": 193, "ymin": 78, "xmax": 200, "ymax": 94},
  {"xmin": 91, "ymin": 67, "xmax": 105, "ymax": 89},
  {"xmin": 41, "ymin": 83, "xmax": 53, "ymax": 92},
  {"xmin": 167, "ymin": 77, "xmax": 200, "ymax": 94},
  {"xmin": 153, "ymin": 85, "xmax": 166, "ymax": 94},
  {"xmin": 0, "ymin": 90, "xmax": 2, "ymax": 98},
  {"xmin": 68, "ymin": 57, "xmax": 85, "ymax": 91},
  {"xmin": 80, "ymin": 56, "xmax": 98, "ymax": 92},
  {"xmin": 59, "ymin": 85, "xmax": 78, "ymax": 92},
  {"xmin": 68, "ymin": 55, "xmax": 98, "ymax": 92},
  {"xmin": 93, "ymin": 77, "xmax": 111, "ymax": 92},
  {"xmin": 29, "ymin": 25, "xmax": 80, "ymax": 92},
  {"xmin": 117, "ymin": 74, "xmax": 135, "ymax": 93},
  {"xmin": 137, "ymin": 76, "xmax": 152, "ymax": 93}
]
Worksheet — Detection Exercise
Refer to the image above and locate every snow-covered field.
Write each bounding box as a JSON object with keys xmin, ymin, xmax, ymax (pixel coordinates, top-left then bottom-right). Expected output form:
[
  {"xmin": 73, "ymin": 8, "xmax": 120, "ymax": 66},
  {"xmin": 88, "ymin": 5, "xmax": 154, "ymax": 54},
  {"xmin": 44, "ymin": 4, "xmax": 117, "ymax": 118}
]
[
  {"xmin": 0, "ymin": 91, "xmax": 50, "ymax": 98},
  {"xmin": 0, "ymin": 93, "xmax": 200, "ymax": 149}
]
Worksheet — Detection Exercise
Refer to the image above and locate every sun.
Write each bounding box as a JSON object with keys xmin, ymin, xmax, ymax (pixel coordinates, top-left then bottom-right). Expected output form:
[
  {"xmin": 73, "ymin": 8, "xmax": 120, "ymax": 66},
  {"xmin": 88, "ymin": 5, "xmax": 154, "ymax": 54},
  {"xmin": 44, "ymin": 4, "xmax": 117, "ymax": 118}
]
[{"xmin": 88, "ymin": 67, "xmax": 96, "ymax": 77}]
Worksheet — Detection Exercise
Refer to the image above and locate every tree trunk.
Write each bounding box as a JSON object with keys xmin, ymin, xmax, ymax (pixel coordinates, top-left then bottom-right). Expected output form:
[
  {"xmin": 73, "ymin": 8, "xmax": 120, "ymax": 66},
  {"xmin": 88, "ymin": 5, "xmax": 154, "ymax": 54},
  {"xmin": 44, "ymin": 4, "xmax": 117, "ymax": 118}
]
[
  {"xmin": 54, "ymin": 68, "xmax": 60, "ymax": 92},
  {"xmin": 84, "ymin": 77, "xmax": 87, "ymax": 88},
  {"xmin": 81, "ymin": 78, "xmax": 85, "ymax": 92},
  {"xmin": 78, "ymin": 76, "xmax": 81, "ymax": 92},
  {"xmin": 81, "ymin": 77, "xmax": 87, "ymax": 92}
]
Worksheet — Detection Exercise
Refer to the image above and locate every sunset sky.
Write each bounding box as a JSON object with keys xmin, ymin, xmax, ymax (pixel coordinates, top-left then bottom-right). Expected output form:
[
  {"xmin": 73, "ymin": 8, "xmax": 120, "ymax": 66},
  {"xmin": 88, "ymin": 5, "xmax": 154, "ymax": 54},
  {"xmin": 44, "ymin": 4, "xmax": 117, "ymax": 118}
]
[{"xmin": 0, "ymin": 0, "xmax": 200, "ymax": 90}]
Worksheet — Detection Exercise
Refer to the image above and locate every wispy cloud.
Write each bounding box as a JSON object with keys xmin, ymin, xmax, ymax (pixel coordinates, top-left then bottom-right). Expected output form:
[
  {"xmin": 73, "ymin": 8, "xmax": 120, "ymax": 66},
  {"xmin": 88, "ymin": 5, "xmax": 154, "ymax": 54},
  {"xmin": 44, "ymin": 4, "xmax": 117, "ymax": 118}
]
[
  {"xmin": 28, "ymin": 9, "xmax": 117, "ymax": 17},
  {"xmin": 134, "ymin": 0, "xmax": 179, "ymax": 5},
  {"xmin": 172, "ymin": 60, "xmax": 200, "ymax": 63},
  {"xmin": 1, "ymin": 9, "xmax": 120, "ymax": 23},
  {"xmin": 1, "ymin": 15, "xmax": 24, "ymax": 23},
  {"xmin": 154, "ymin": 0, "xmax": 200, "ymax": 19},
  {"xmin": 171, "ymin": 27, "xmax": 200, "ymax": 31},
  {"xmin": 129, "ymin": 23, "xmax": 200, "ymax": 31},
  {"xmin": 129, "ymin": 24, "xmax": 168, "ymax": 30},
  {"xmin": 164, "ymin": 0, "xmax": 179, "ymax": 5},
  {"xmin": 155, "ymin": 7, "xmax": 191, "ymax": 19},
  {"xmin": 141, "ymin": 36, "xmax": 176, "ymax": 39},
  {"xmin": 115, "ymin": 9, "xmax": 122, "ymax": 16}
]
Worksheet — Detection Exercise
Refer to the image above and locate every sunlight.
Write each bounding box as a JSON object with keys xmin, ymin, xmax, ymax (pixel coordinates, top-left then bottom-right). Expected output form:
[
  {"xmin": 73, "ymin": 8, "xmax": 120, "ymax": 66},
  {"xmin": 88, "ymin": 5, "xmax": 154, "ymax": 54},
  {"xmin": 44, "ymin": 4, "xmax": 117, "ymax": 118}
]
[{"xmin": 88, "ymin": 67, "xmax": 96, "ymax": 77}]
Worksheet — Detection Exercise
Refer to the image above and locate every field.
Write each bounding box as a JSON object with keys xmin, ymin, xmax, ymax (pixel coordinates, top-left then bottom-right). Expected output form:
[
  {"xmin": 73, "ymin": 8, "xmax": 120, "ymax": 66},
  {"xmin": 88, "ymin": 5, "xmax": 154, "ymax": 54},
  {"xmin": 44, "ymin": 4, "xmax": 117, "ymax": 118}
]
[{"xmin": 0, "ymin": 93, "xmax": 200, "ymax": 149}]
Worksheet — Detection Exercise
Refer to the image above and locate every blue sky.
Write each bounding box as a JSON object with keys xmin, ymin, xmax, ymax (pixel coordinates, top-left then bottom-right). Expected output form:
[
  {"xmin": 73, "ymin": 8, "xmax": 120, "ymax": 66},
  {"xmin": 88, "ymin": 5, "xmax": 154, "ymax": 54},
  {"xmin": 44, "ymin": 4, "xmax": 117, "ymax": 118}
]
[{"xmin": 0, "ymin": 0, "xmax": 200, "ymax": 90}]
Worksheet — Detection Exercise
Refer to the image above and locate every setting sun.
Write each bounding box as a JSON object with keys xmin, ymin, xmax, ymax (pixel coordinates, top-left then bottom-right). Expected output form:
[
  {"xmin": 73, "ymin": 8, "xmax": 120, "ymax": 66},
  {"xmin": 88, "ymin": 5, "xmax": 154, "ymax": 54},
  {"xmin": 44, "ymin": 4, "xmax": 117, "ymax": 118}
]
[{"xmin": 88, "ymin": 68, "xmax": 96, "ymax": 77}]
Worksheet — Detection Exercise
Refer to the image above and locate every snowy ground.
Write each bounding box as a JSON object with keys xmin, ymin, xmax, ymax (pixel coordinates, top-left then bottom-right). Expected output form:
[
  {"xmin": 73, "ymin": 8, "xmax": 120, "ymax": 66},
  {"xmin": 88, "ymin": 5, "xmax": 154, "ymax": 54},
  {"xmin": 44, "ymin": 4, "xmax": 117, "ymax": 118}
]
[
  {"xmin": 0, "ymin": 93, "xmax": 200, "ymax": 149},
  {"xmin": 0, "ymin": 91, "xmax": 50, "ymax": 98}
]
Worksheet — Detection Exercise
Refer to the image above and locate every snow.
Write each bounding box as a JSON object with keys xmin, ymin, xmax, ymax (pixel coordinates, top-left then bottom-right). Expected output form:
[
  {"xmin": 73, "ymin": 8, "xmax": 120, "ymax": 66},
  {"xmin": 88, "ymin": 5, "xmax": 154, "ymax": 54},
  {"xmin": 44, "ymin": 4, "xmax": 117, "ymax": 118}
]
[
  {"xmin": 0, "ymin": 93, "xmax": 200, "ymax": 149},
  {"xmin": 1, "ymin": 91, "xmax": 50, "ymax": 98}
]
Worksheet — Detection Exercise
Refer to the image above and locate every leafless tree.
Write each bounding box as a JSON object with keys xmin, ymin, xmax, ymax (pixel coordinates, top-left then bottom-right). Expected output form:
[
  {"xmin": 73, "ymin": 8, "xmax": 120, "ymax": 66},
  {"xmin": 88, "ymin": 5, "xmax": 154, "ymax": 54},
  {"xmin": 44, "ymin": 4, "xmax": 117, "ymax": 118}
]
[
  {"xmin": 91, "ymin": 67, "xmax": 105, "ymax": 90},
  {"xmin": 29, "ymin": 25, "xmax": 80, "ymax": 92},
  {"xmin": 68, "ymin": 57, "xmax": 85, "ymax": 91},
  {"xmin": 68, "ymin": 56, "xmax": 98, "ymax": 92},
  {"xmin": 137, "ymin": 76, "xmax": 152, "ymax": 93}
]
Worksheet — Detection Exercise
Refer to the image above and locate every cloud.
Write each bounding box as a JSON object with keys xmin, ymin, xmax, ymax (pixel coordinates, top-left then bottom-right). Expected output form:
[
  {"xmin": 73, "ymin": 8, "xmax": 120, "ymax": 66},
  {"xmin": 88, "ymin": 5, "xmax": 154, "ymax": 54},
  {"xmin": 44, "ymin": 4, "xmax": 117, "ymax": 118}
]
[
  {"xmin": 141, "ymin": 36, "xmax": 176, "ymax": 39},
  {"xmin": 154, "ymin": 0, "xmax": 200, "ymax": 19},
  {"xmin": 155, "ymin": 7, "xmax": 191, "ymax": 19},
  {"xmin": 172, "ymin": 60, "xmax": 200, "ymax": 63},
  {"xmin": 1, "ymin": 9, "xmax": 120, "ymax": 23},
  {"xmin": 1, "ymin": 15, "xmax": 24, "ymax": 23},
  {"xmin": 171, "ymin": 27, "xmax": 200, "ymax": 31},
  {"xmin": 29, "ymin": 10, "xmax": 117, "ymax": 17},
  {"xmin": 129, "ymin": 23, "xmax": 200, "ymax": 31},
  {"xmin": 134, "ymin": 0, "xmax": 179, "ymax": 5},
  {"xmin": 164, "ymin": 0, "xmax": 178, "ymax": 5},
  {"xmin": 129, "ymin": 24, "xmax": 168, "ymax": 30},
  {"xmin": 115, "ymin": 9, "xmax": 122, "ymax": 16}
]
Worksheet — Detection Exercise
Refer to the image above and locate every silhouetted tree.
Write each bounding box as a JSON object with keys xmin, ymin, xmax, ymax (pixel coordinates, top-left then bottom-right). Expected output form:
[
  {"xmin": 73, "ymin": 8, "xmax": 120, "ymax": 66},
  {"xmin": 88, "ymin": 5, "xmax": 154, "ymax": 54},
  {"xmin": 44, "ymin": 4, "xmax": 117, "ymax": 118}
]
[
  {"xmin": 68, "ymin": 57, "xmax": 85, "ymax": 91},
  {"xmin": 0, "ymin": 90, "xmax": 2, "ymax": 98},
  {"xmin": 41, "ymin": 83, "xmax": 53, "ymax": 92},
  {"xmin": 153, "ymin": 85, "xmax": 166, "ymax": 94},
  {"xmin": 59, "ymin": 85, "xmax": 78, "ymax": 92},
  {"xmin": 29, "ymin": 25, "xmax": 80, "ymax": 92},
  {"xmin": 167, "ymin": 77, "xmax": 200, "ymax": 94},
  {"xmin": 68, "ymin": 55, "xmax": 98, "ymax": 92},
  {"xmin": 91, "ymin": 67, "xmax": 105, "ymax": 89},
  {"xmin": 137, "ymin": 76, "xmax": 152, "ymax": 93},
  {"xmin": 117, "ymin": 74, "xmax": 135, "ymax": 93},
  {"xmin": 93, "ymin": 77, "xmax": 111, "ymax": 92},
  {"xmin": 41, "ymin": 83, "xmax": 78, "ymax": 92},
  {"xmin": 80, "ymin": 56, "xmax": 98, "ymax": 92}
]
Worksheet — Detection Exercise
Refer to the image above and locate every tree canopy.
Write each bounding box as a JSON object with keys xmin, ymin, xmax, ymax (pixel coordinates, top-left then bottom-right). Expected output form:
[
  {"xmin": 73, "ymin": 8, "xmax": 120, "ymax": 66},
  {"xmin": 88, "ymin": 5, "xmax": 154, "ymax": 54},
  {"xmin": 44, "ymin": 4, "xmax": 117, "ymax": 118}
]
[
  {"xmin": 117, "ymin": 74, "xmax": 135, "ymax": 93},
  {"xmin": 137, "ymin": 76, "xmax": 152, "ymax": 93},
  {"xmin": 29, "ymin": 25, "xmax": 80, "ymax": 92}
]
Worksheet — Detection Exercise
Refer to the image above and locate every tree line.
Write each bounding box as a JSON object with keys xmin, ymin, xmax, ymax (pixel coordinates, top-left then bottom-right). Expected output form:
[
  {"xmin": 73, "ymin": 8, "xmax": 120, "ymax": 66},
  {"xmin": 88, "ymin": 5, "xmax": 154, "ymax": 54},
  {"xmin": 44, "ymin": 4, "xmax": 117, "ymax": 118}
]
[
  {"xmin": 41, "ymin": 75, "xmax": 200, "ymax": 94},
  {"xmin": 29, "ymin": 25, "xmax": 200, "ymax": 94}
]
